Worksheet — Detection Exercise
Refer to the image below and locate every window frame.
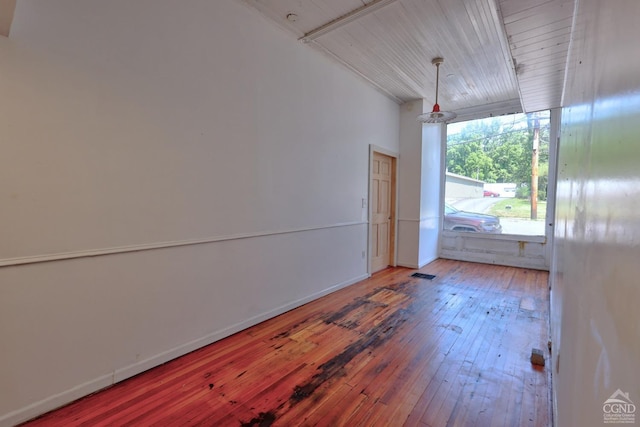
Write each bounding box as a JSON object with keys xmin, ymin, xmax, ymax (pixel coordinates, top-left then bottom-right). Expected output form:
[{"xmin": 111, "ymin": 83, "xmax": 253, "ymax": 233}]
[{"xmin": 438, "ymin": 108, "xmax": 561, "ymax": 269}]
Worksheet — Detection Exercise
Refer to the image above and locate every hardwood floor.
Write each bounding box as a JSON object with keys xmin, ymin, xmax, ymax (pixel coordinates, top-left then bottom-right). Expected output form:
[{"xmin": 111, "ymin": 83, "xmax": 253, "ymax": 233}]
[{"xmin": 22, "ymin": 259, "xmax": 551, "ymax": 426}]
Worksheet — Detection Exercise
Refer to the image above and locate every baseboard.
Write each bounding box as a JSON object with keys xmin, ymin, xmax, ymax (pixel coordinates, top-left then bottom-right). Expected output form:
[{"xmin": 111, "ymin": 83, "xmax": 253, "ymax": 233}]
[
  {"xmin": 0, "ymin": 273, "xmax": 369, "ymax": 427},
  {"xmin": 418, "ymin": 256, "xmax": 438, "ymax": 269},
  {"xmin": 114, "ymin": 273, "xmax": 370, "ymax": 383},
  {"xmin": 0, "ymin": 373, "xmax": 114, "ymax": 427},
  {"xmin": 396, "ymin": 262, "xmax": 419, "ymax": 269}
]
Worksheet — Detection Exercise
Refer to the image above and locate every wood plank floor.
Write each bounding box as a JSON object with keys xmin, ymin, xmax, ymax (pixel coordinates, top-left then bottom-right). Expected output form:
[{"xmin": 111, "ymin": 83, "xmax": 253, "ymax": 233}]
[{"xmin": 22, "ymin": 259, "xmax": 551, "ymax": 426}]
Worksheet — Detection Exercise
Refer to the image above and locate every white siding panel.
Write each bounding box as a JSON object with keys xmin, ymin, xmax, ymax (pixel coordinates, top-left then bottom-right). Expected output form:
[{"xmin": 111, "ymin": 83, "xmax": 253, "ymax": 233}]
[{"xmin": 440, "ymin": 232, "xmax": 547, "ymax": 270}]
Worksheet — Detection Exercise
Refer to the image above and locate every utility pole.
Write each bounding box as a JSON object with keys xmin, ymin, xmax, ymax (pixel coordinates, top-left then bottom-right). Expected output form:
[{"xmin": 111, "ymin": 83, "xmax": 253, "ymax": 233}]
[{"xmin": 531, "ymin": 116, "xmax": 539, "ymax": 220}]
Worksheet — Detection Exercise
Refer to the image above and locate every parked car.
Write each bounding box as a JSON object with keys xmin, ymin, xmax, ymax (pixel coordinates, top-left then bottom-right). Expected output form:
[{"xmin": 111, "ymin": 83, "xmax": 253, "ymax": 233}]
[
  {"xmin": 483, "ymin": 190, "xmax": 500, "ymax": 197},
  {"xmin": 444, "ymin": 204, "xmax": 502, "ymax": 233}
]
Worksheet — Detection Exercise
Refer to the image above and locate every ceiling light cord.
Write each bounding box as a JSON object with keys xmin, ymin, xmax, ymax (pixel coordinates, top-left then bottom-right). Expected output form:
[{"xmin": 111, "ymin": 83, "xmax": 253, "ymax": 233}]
[
  {"xmin": 434, "ymin": 61, "xmax": 440, "ymax": 107},
  {"xmin": 416, "ymin": 57, "xmax": 457, "ymax": 123}
]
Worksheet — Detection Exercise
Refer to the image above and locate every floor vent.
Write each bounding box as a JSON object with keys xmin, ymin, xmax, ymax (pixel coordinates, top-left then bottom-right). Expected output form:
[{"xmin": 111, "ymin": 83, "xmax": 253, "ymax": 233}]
[{"xmin": 411, "ymin": 272, "xmax": 436, "ymax": 280}]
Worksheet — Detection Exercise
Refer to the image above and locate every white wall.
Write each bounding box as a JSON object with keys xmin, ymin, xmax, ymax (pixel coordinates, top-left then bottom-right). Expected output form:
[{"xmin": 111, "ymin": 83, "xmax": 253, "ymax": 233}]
[
  {"xmin": 0, "ymin": 1, "xmax": 399, "ymax": 424},
  {"xmin": 418, "ymin": 124, "xmax": 443, "ymax": 267},
  {"xmin": 551, "ymin": 0, "xmax": 640, "ymax": 425},
  {"xmin": 397, "ymin": 100, "xmax": 443, "ymax": 268}
]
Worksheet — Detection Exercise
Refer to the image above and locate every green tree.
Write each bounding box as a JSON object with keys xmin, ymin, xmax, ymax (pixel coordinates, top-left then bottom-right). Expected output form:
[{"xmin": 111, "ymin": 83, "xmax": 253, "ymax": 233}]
[
  {"xmin": 446, "ymin": 141, "xmax": 495, "ymax": 181},
  {"xmin": 446, "ymin": 112, "xmax": 550, "ymax": 200}
]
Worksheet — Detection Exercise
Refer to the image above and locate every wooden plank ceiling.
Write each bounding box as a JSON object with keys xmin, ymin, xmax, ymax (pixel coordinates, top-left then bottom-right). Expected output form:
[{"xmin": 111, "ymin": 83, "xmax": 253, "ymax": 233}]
[
  {"xmin": 2, "ymin": 0, "xmax": 574, "ymax": 114},
  {"xmin": 500, "ymin": 0, "xmax": 574, "ymax": 113},
  {"xmin": 242, "ymin": 0, "xmax": 575, "ymax": 115}
]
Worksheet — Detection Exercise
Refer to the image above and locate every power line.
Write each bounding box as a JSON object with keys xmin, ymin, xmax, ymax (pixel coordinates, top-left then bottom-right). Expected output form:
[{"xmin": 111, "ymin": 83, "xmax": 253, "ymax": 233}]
[{"xmin": 446, "ymin": 125, "xmax": 551, "ymax": 147}]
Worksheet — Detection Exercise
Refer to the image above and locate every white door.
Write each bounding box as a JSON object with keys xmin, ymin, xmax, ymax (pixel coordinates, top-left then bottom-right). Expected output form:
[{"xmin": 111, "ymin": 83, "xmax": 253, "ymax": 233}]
[{"xmin": 371, "ymin": 152, "xmax": 395, "ymax": 273}]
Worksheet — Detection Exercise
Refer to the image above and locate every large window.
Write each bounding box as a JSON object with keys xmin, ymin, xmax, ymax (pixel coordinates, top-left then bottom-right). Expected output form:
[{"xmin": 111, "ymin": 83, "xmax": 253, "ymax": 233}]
[{"xmin": 444, "ymin": 111, "xmax": 550, "ymax": 236}]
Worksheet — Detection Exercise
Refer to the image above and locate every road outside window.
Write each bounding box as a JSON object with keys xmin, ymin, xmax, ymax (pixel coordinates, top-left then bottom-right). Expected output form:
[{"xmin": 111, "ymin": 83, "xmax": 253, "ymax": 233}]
[{"xmin": 444, "ymin": 111, "xmax": 550, "ymax": 236}]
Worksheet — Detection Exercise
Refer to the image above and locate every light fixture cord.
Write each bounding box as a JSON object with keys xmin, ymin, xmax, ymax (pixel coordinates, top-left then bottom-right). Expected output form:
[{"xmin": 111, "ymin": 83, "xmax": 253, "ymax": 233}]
[{"xmin": 435, "ymin": 62, "xmax": 440, "ymax": 105}]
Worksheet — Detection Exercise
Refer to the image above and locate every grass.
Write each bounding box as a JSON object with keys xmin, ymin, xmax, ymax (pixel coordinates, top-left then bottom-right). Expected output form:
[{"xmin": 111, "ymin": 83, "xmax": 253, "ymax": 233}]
[{"xmin": 489, "ymin": 198, "xmax": 547, "ymax": 219}]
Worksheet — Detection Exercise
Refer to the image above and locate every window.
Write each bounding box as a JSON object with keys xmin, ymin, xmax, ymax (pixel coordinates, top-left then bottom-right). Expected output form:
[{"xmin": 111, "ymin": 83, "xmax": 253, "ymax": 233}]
[{"xmin": 444, "ymin": 111, "xmax": 550, "ymax": 236}]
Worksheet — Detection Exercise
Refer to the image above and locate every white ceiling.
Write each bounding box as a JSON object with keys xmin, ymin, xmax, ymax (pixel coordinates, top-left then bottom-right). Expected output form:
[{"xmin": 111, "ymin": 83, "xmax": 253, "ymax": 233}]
[
  {"xmin": 1, "ymin": 0, "xmax": 573, "ymax": 116},
  {"xmin": 500, "ymin": 0, "xmax": 574, "ymax": 113},
  {"xmin": 242, "ymin": 0, "xmax": 575, "ymax": 116}
]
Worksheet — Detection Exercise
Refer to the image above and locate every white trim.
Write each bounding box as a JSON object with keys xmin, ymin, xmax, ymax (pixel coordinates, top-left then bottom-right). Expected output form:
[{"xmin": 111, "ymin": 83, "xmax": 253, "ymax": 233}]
[
  {"xmin": 398, "ymin": 217, "xmax": 439, "ymax": 223},
  {"xmin": 418, "ymin": 255, "xmax": 438, "ymax": 269},
  {"xmin": 0, "ymin": 373, "xmax": 114, "ymax": 427},
  {"xmin": 299, "ymin": 0, "xmax": 398, "ymax": 43},
  {"xmin": 396, "ymin": 262, "xmax": 420, "ymax": 269},
  {"xmin": 397, "ymin": 256, "xmax": 438, "ymax": 269},
  {"xmin": 369, "ymin": 144, "xmax": 399, "ymax": 159},
  {"xmin": 0, "ymin": 272, "xmax": 369, "ymax": 427},
  {"xmin": 0, "ymin": 221, "xmax": 367, "ymax": 268},
  {"xmin": 448, "ymin": 99, "xmax": 523, "ymax": 123}
]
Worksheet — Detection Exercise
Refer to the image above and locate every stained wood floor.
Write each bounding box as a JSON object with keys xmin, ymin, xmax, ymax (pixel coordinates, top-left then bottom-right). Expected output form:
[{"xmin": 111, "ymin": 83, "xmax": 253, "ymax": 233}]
[{"xmin": 23, "ymin": 259, "xmax": 551, "ymax": 426}]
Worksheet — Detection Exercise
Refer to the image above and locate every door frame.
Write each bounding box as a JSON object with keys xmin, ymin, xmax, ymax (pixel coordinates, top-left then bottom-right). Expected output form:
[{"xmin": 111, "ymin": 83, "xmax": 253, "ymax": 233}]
[{"xmin": 368, "ymin": 145, "xmax": 399, "ymax": 275}]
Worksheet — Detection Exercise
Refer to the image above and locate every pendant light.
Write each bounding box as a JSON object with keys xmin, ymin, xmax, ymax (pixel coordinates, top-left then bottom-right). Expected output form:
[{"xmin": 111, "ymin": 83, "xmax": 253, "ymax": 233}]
[{"xmin": 417, "ymin": 57, "xmax": 457, "ymax": 123}]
